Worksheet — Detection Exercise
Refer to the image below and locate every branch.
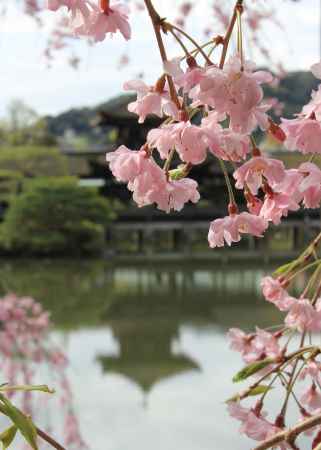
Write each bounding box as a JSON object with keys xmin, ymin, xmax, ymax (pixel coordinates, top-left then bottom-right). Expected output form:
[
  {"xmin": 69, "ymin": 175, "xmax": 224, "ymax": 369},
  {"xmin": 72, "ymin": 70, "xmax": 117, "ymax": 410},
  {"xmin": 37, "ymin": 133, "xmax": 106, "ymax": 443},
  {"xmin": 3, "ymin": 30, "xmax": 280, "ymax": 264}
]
[
  {"xmin": 36, "ymin": 427, "xmax": 66, "ymax": 450},
  {"xmin": 238, "ymin": 346, "xmax": 319, "ymax": 401},
  {"xmin": 219, "ymin": 0, "xmax": 243, "ymax": 69},
  {"xmin": 143, "ymin": 0, "xmax": 181, "ymax": 110},
  {"xmin": 253, "ymin": 412, "xmax": 321, "ymax": 450}
]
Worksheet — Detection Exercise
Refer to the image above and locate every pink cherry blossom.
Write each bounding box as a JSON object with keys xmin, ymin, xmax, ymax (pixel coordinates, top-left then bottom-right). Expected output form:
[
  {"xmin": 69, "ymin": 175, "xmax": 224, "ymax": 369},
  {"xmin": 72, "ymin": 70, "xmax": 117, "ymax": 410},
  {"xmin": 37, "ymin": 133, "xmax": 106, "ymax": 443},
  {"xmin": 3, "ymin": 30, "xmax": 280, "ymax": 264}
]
[
  {"xmin": 234, "ymin": 156, "xmax": 286, "ymax": 195},
  {"xmin": 284, "ymin": 299, "xmax": 318, "ymax": 332},
  {"xmin": 259, "ymin": 192, "xmax": 300, "ymax": 225},
  {"xmin": 302, "ymin": 86, "xmax": 321, "ymax": 121},
  {"xmin": 228, "ymin": 402, "xmax": 286, "ymax": 446},
  {"xmin": 251, "ymin": 328, "xmax": 281, "ymax": 362},
  {"xmin": 227, "ymin": 328, "xmax": 254, "ymax": 356},
  {"xmin": 227, "ymin": 401, "xmax": 251, "ymax": 422},
  {"xmin": 300, "ymin": 361, "xmax": 321, "ymax": 384},
  {"xmin": 86, "ymin": 3, "xmax": 131, "ymax": 41},
  {"xmin": 156, "ymin": 178, "xmax": 200, "ymax": 213},
  {"xmin": 48, "ymin": 0, "xmax": 93, "ymax": 31},
  {"xmin": 164, "ymin": 57, "xmax": 205, "ymax": 92},
  {"xmin": 298, "ymin": 162, "xmax": 321, "ymax": 208},
  {"xmin": 217, "ymin": 130, "xmax": 251, "ymax": 162},
  {"xmin": 148, "ymin": 121, "xmax": 208, "ymax": 164},
  {"xmin": 175, "ymin": 122, "xmax": 208, "ymax": 164},
  {"xmin": 106, "ymin": 145, "xmax": 148, "ymax": 182},
  {"xmin": 201, "ymin": 114, "xmax": 250, "ymax": 162},
  {"xmin": 239, "ymin": 411, "xmax": 280, "ymax": 442},
  {"xmin": 281, "ymin": 118, "xmax": 321, "ymax": 154},
  {"xmin": 208, "ymin": 212, "xmax": 268, "ymax": 248},
  {"xmin": 127, "ymin": 158, "xmax": 167, "ymax": 207},
  {"xmin": 195, "ymin": 55, "xmax": 273, "ymax": 133},
  {"xmin": 261, "ymin": 277, "xmax": 296, "ymax": 312},
  {"xmin": 147, "ymin": 125, "xmax": 177, "ymax": 159},
  {"xmin": 301, "ymin": 384, "xmax": 321, "ymax": 412},
  {"xmin": 124, "ymin": 79, "xmax": 179, "ymax": 123}
]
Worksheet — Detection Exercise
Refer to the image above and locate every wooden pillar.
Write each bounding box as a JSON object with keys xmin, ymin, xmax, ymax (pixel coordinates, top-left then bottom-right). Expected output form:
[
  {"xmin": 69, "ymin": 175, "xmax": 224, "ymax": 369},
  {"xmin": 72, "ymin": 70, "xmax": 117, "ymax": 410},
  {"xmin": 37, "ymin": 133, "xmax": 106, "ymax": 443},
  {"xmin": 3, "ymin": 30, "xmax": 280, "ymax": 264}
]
[
  {"xmin": 137, "ymin": 229, "xmax": 144, "ymax": 254},
  {"xmin": 293, "ymin": 225, "xmax": 300, "ymax": 251}
]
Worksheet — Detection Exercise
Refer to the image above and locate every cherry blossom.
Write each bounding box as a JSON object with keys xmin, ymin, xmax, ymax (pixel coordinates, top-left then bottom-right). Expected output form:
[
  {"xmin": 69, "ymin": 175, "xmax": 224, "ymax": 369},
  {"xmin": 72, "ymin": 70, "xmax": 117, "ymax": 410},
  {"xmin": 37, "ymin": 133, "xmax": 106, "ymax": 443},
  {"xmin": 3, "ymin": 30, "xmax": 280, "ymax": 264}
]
[
  {"xmin": 259, "ymin": 192, "xmax": 300, "ymax": 225},
  {"xmin": 228, "ymin": 327, "xmax": 281, "ymax": 364},
  {"xmin": 208, "ymin": 212, "xmax": 268, "ymax": 248},
  {"xmin": 284, "ymin": 299, "xmax": 320, "ymax": 332},
  {"xmin": 85, "ymin": 2, "xmax": 131, "ymax": 41},
  {"xmin": 208, "ymin": 212, "xmax": 267, "ymax": 248},
  {"xmin": 106, "ymin": 145, "xmax": 148, "ymax": 182},
  {"xmin": 148, "ymin": 121, "xmax": 208, "ymax": 164},
  {"xmin": 124, "ymin": 79, "xmax": 179, "ymax": 123},
  {"xmin": 282, "ymin": 118, "xmax": 321, "ymax": 154},
  {"xmin": 298, "ymin": 162, "xmax": 321, "ymax": 208},
  {"xmin": 301, "ymin": 384, "xmax": 321, "ymax": 412},
  {"xmin": 234, "ymin": 156, "xmax": 285, "ymax": 195},
  {"xmin": 261, "ymin": 277, "xmax": 295, "ymax": 312},
  {"xmin": 300, "ymin": 361, "xmax": 321, "ymax": 384}
]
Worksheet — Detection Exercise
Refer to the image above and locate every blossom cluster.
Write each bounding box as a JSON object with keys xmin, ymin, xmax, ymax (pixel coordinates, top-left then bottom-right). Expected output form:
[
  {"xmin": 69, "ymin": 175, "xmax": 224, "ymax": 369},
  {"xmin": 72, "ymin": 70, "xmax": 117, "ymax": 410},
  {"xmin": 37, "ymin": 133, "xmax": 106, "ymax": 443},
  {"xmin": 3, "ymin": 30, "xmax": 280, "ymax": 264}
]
[
  {"xmin": 40, "ymin": 1, "xmax": 321, "ymax": 448},
  {"xmin": 47, "ymin": 0, "xmax": 131, "ymax": 41},
  {"xmin": 0, "ymin": 294, "xmax": 86, "ymax": 449},
  {"xmin": 227, "ymin": 256, "xmax": 321, "ymax": 449},
  {"xmin": 106, "ymin": 54, "xmax": 321, "ymax": 249}
]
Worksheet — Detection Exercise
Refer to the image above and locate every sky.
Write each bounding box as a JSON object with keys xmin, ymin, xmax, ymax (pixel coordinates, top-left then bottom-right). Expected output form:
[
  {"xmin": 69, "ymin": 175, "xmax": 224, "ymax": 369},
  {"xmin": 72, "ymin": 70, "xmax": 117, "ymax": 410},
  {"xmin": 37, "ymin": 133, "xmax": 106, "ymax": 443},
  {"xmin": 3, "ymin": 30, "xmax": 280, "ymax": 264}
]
[{"xmin": 0, "ymin": 0, "xmax": 320, "ymax": 118}]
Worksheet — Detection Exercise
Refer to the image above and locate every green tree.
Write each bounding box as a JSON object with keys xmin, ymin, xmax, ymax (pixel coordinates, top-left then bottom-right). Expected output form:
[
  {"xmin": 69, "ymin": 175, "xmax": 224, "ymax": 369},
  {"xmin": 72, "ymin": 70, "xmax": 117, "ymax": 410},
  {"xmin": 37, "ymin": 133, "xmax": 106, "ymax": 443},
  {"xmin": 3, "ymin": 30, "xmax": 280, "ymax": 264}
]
[{"xmin": 0, "ymin": 177, "xmax": 116, "ymax": 255}]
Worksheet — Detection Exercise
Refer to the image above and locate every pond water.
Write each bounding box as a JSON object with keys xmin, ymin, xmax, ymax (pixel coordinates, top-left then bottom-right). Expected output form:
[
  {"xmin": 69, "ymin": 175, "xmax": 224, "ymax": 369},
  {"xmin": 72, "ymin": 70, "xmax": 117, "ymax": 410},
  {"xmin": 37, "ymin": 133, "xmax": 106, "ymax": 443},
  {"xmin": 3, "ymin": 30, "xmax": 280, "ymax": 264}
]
[{"xmin": 0, "ymin": 259, "xmax": 292, "ymax": 450}]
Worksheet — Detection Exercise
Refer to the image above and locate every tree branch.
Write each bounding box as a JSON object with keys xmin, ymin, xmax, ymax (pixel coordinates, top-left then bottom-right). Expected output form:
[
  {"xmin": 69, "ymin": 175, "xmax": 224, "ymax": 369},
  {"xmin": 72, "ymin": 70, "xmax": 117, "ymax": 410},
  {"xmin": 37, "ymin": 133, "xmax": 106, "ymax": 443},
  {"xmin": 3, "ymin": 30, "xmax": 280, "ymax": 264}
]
[
  {"xmin": 36, "ymin": 427, "xmax": 66, "ymax": 450},
  {"xmin": 143, "ymin": 0, "xmax": 181, "ymax": 110},
  {"xmin": 253, "ymin": 413, "xmax": 321, "ymax": 450}
]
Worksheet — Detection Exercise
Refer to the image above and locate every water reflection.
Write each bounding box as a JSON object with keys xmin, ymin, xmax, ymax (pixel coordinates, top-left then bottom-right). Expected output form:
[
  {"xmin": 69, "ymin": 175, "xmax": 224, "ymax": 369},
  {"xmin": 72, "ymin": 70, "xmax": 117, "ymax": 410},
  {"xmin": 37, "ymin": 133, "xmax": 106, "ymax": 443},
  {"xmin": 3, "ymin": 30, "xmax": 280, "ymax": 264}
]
[{"xmin": 0, "ymin": 259, "xmax": 299, "ymax": 450}]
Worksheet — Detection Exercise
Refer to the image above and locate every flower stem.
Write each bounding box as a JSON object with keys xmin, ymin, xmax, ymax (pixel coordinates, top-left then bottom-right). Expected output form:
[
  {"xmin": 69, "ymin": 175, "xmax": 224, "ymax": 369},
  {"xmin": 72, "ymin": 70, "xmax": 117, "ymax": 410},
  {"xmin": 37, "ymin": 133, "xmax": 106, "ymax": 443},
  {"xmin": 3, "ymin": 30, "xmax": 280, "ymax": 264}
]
[
  {"xmin": 167, "ymin": 23, "xmax": 213, "ymax": 65},
  {"xmin": 143, "ymin": 0, "xmax": 181, "ymax": 110},
  {"xmin": 36, "ymin": 427, "xmax": 66, "ymax": 450},
  {"xmin": 236, "ymin": 4, "xmax": 244, "ymax": 67},
  {"xmin": 217, "ymin": 158, "xmax": 236, "ymax": 206},
  {"xmin": 219, "ymin": 0, "xmax": 243, "ymax": 69}
]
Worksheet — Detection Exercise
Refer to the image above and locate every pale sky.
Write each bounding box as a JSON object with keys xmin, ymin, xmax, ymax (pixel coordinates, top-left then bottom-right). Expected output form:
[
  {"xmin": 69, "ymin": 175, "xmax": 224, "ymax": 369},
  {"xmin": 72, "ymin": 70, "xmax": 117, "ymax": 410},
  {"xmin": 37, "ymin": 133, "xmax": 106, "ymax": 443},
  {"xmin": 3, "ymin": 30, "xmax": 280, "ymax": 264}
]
[{"xmin": 0, "ymin": 0, "xmax": 320, "ymax": 118}]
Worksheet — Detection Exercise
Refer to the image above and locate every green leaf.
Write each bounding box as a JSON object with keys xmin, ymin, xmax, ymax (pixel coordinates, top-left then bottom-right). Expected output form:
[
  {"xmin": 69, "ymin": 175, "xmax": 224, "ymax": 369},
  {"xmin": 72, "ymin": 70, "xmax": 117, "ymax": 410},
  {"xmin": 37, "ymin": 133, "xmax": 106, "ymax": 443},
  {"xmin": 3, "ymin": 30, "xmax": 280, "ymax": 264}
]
[
  {"xmin": 273, "ymin": 261, "xmax": 295, "ymax": 276},
  {"xmin": 169, "ymin": 168, "xmax": 186, "ymax": 181},
  {"xmin": 226, "ymin": 385, "xmax": 273, "ymax": 403},
  {"xmin": 0, "ymin": 394, "xmax": 38, "ymax": 450},
  {"xmin": 0, "ymin": 425, "xmax": 18, "ymax": 449},
  {"xmin": 232, "ymin": 359, "xmax": 273, "ymax": 383},
  {"xmin": 0, "ymin": 385, "xmax": 54, "ymax": 394}
]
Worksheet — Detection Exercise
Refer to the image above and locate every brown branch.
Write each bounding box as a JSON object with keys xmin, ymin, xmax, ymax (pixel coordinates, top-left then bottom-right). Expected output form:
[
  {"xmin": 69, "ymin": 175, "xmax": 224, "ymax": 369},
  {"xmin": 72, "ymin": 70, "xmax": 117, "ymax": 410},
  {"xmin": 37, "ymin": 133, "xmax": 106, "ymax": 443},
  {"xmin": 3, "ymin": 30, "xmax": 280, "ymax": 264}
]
[
  {"xmin": 219, "ymin": 0, "xmax": 243, "ymax": 69},
  {"xmin": 143, "ymin": 0, "xmax": 181, "ymax": 110},
  {"xmin": 253, "ymin": 412, "xmax": 321, "ymax": 450},
  {"xmin": 36, "ymin": 427, "xmax": 67, "ymax": 450}
]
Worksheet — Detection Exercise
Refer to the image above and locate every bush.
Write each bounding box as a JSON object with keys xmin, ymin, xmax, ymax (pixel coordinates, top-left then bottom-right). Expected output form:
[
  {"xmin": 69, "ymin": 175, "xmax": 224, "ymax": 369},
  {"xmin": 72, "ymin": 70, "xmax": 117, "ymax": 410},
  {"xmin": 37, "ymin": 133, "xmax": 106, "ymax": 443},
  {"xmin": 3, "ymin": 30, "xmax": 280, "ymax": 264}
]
[
  {"xmin": 0, "ymin": 170, "xmax": 23, "ymax": 203},
  {"xmin": 0, "ymin": 146, "xmax": 68, "ymax": 177},
  {"xmin": 0, "ymin": 177, "xmax": 116, "ymax": 255}
]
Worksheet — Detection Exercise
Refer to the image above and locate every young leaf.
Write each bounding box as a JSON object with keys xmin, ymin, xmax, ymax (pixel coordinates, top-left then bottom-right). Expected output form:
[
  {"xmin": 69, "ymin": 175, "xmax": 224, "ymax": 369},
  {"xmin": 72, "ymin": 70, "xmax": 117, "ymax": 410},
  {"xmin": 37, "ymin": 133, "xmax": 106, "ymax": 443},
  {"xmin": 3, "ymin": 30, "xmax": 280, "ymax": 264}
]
[
  {"xmin": 273, "ymin": 261, "xmax": 295, "ymax": 276},
  {"xmin": 0, "ymin": 394, "xmax": 38, "ymax": 450},
  {"xmin": 226, "ymin": 385, "xmax": 273, "ymax": 403},
  {"xmin": 0, "ymin": 385, "xmax": 54, "ymax": 394},
  {"xmin": 232, "ymin": 359, "xmax": 273, "ymax": 383},
  {"xmin": 0, "ymin": 425, "xmax": 18, "ymax": 450}
]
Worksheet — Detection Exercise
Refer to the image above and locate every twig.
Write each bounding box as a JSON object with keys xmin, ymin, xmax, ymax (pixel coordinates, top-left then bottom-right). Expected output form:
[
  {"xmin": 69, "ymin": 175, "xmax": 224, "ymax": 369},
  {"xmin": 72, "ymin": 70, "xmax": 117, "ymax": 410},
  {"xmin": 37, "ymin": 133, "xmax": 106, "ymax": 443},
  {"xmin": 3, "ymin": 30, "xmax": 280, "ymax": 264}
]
[
  {"xmin": 143, "ymin": 0, "xmax": 181, "ymax": 110},
  {"xmin": 36, "ymin": 427, "xmax": 67, "ymax": 450},
  {"xmin": 219, "ymin": 0, "xmax": 243, "ymax": 68},
  {"xmin": 252, "ymin": 412, "xmax": 321, "ymax": 450}
]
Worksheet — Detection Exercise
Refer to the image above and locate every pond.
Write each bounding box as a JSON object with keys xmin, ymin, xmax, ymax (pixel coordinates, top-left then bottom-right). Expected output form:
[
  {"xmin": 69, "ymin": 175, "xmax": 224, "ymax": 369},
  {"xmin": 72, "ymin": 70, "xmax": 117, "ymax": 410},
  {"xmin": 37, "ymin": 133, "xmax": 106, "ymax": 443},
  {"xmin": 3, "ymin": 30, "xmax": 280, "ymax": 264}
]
[{"xmin": 0, "ymin": 259, "xmax": 293, "ymax": 450}]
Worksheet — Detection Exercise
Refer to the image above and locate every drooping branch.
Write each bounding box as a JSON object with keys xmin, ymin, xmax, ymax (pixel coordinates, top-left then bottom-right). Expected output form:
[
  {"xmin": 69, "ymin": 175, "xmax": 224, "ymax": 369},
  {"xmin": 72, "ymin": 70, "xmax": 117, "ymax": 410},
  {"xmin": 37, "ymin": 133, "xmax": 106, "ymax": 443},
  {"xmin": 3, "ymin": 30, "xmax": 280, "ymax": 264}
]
[
  {"xmin": 36, "ymin": 427, "xmax": 67, "ymax": 450},
  {"xmin": 253, "ymin": 412, "xmax": 321, "ymax": 450},
  {"xmin": 143, "ymin": 0, "xmax": 181, "ymax": 110},
  {"xmin": 219, "ymin": 0, "xmax": 243, "ymax": 68}
]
